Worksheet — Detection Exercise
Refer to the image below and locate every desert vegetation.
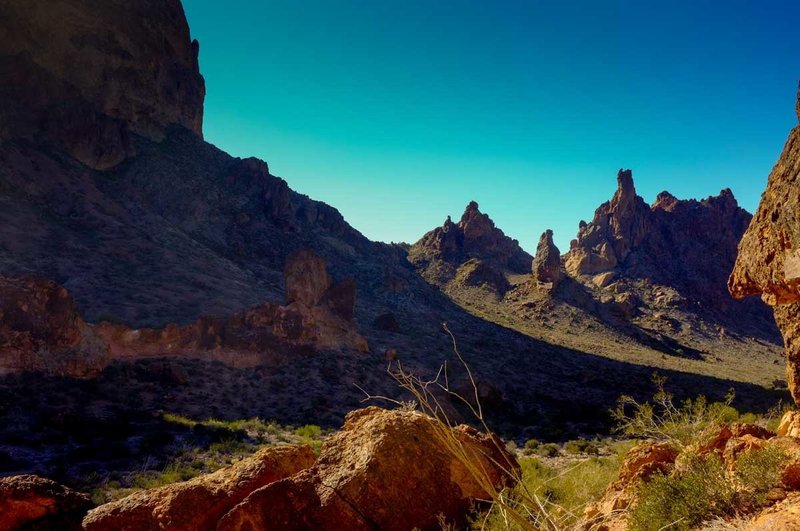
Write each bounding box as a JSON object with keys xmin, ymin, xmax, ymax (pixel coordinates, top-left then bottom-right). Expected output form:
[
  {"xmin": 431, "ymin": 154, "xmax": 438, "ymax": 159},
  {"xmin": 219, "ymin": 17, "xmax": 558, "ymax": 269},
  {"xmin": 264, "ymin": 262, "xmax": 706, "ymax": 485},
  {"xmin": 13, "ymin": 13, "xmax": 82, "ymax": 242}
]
[{"xmin": 361, "ymin": 328, "xmax": 795, "ymax": 530}]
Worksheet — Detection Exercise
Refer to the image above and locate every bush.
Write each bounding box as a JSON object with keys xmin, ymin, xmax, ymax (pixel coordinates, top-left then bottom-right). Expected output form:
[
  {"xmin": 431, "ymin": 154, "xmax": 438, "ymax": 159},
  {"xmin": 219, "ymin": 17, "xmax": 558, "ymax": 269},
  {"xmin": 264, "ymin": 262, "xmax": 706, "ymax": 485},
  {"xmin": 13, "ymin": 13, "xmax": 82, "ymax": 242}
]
[
  {"xmin": 475, "ymin": 442, "xmax": 632, "ymax": 530},
  {"xmin": 628, "ymin": 446, "xmax": 787, "ymax": 531},
  {"xmin": 629, "ymin": 453, "xmax": 734, "ymax": 531},
  {"xmin": 536, "ymin": 443, "xmax": 561, "ymax": 458},
  {"xmin": 734, "ymin": 446, "xmax": 787, "ymax": 510},
  {"xmin": 612, "ymin": 375, "xmax": 740, "ymax": 448},
  {"xmin": 563, "ymin": 438, "xmax": 600, "ymax": 456}
]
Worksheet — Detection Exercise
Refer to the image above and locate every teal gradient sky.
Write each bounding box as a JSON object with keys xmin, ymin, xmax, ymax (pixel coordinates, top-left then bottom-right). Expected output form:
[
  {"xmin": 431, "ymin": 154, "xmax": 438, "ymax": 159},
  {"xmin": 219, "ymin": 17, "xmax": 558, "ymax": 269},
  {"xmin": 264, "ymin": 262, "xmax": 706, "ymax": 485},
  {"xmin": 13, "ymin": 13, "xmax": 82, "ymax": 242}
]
[{"xmin": 183, "ymin": 0, "xmax": 800, "ymax": 252}]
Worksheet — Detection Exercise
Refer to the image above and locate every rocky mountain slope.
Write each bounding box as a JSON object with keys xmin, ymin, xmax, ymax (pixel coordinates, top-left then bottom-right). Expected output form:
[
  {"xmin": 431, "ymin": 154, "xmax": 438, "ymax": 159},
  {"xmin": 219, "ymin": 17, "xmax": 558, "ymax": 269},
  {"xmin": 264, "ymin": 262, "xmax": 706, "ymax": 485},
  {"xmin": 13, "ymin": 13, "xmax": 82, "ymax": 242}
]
[
  {"xmin": 0, "ymin": 0, "xmax": 787, "ymax": 489},
  {"xmin": 0, "ymin": 250, "xmax": 366, "ymax": 378}
]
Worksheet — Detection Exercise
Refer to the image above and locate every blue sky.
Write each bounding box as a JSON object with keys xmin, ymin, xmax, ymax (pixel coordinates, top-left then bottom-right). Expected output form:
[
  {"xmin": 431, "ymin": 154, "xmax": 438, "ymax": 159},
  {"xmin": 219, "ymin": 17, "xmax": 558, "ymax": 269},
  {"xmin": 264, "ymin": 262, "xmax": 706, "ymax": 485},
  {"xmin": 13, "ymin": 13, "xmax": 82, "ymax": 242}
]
[{"xmin": 183, "ymin": 0, "xmax": 800, "ymax": 252}]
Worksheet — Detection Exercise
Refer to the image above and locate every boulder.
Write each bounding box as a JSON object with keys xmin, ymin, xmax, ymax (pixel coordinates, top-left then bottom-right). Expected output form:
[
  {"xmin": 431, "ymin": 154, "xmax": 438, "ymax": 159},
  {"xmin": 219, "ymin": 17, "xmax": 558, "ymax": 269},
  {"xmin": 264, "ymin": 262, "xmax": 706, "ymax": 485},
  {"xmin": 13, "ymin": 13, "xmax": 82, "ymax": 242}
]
[
  {"xmin": 372, "ymin": 312, "xmax": 400, "ymax": 333},
  {"xmin": 583, "ymin": 441, "xmax": 678, "ymax": 531},
  {"xmin": 0, "ymin": 474, "xmax": 91, "ymax": 531},
  {"xmin": 217, "ymin": 407, "xmax": 519, "ymax": 531},
  {"xmin": 747, "ymin": 493, "xmax": 800, "ymax": 531},
  {"xmin": 779, "ymin": 411, "xmax": 800, "ymax": 438},
  {"xmin": 82, "ymin": 445, "xmax": 315, "ymax": 531},
  {"xmin": 532, "ymin": 229, "xmax": 562, "ymax": 288}
]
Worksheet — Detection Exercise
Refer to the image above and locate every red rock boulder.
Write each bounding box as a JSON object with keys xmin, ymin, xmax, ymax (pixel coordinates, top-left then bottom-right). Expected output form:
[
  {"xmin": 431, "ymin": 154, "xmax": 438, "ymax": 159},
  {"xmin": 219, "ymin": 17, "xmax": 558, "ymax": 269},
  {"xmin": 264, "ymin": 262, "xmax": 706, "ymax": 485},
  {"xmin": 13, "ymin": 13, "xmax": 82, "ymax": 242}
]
[
  {"xmin": 0, "ymin": 474, "xmax": 91, "ymax": 531},
  {"xmin": 82, "ymin": 445, "xmax": 315, "ymax": 531},
  {"xmin": 217, "ymin": 407, "xmax": 519, "ymax": 531}
]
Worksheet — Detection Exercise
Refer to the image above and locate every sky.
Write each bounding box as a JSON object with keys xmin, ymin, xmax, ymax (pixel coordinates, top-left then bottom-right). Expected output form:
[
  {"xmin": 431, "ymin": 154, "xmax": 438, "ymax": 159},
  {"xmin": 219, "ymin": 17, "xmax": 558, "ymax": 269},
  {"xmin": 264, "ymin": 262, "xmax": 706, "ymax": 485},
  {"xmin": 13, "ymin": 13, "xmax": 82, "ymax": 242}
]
[{"xmin": 182, "ymin": 0, "xmax": 800, "ymax": 252}]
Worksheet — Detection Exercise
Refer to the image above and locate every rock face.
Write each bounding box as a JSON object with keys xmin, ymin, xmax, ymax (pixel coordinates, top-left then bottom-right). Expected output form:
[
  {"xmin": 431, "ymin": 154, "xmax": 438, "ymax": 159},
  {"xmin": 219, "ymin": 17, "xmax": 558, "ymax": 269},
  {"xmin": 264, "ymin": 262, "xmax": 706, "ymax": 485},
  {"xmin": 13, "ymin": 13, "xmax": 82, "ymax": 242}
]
[
  {"xmin": 0, "ymin": 276, "xmax": 107, "ymax": 376},
  {"xmin": 566, "ymin": 170, "xmax": 651, "ymax": 276},
  {"xmin": 0, "ymin": 474, "xmax": 92, "ymax": 531},
  {"xmin": 748, "ymin": 493, "xmax": 800, "ymax": 531},
  {"xmin": 410, "ymin": 201, "xmax": 532, "ymax": 274},
  {"xmin": 0, "ymin": 250, "xmax": 368, "ymax": 377},
  {"xmin": 217, "ymin": 407, "xmax": 519, "ymax": 531},
  {"xmin": 532, "ymin": 229, "xmax": 562, "ymax": 288},
  {"xmin": 562, "ymin": 168, "xmax": 775, "ymax": 337},
  {"xmin": 409, "ymin": 202, "xmax": 531, "ymax": 294},
  {"xmin": 566, "ymin": 169, "xmax": 750, "ymax": 301},
  {"xmin": 730, "ymin": 83, "xmax": 800, "ymax": 403},
  {"xmin": 82, "ymin": 445, "xmax": 316, "ymax": 531},
  {"xmin": 0, "ymin": 0, "xmax": 204, "ymax": 169}
]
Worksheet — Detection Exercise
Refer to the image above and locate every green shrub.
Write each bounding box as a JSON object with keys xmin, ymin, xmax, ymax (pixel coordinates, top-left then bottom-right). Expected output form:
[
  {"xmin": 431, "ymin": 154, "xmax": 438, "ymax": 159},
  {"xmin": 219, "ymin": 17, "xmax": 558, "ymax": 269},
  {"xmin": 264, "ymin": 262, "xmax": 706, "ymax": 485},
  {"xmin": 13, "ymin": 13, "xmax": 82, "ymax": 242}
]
[
  {"xmin": 536, "ymin": 443, "xmax": 561, "ymax": 458},
  {"xmin": 612, "ymin": 375, "xmax": 740, "ymax": 448},
  {"xmin": 474, "ymin": 442, "xmax": 632, "ymax": 530},
  {"xmin": 564, "ymin": 438, "xmax": 600, "ymax": 455},
  {"xmin": 294, "ymin": 424, "xmax": 322, "ymax": 439},
  {"xmin": 629, "ymin": 453, "xmax": 735, "ymax": 531},
  {"xmin": 734, "ymin": 446, "xmax": 787, "ymax": 510}
]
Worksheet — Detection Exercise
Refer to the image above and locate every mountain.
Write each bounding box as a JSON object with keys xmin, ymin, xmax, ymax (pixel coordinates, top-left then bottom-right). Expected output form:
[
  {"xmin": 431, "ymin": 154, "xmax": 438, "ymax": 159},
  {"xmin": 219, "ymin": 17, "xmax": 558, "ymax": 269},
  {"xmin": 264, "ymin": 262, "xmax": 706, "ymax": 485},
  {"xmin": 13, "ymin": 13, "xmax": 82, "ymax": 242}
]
[
  {"xmin": 562, "ymin": 168, "xmax": 777, "ymax": 340},
  {"xmin": 409, "ymin": 201, "xmax": 532, "ymax": 293},
  {"xmin": 409, "ymin": 170, "xmax": 782, "ymax": 398}
]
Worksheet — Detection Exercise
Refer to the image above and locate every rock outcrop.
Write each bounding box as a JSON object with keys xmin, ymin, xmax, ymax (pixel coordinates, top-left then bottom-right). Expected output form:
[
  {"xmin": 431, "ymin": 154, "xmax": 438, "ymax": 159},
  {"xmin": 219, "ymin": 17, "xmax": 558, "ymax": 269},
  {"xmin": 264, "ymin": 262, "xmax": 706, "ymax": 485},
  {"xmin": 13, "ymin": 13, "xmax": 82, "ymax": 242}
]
[
  {"xmin": 0, "ymin": 250, "xmax": 368, "ymax": 377},
  {"xmin": 730, "ymin": 83, "xmax": 800, "ymax": 403},
  {"xmin": 532, "ymin": 229, "xmax": 562, "ymax": 288},
  {"xmin": 0, "ymin": 474, "xmax": 92, "ymax": 531},
  {"xmin": 410, "ymin": 202, "xmax": 532, "ymax": 274},
  {"xmin": 217, "ymin": 406, "xmax": 519, "ymax": 531},
  {"xmin": 0, "ymin": 276, "xmax": 107, "ymax": 376},
  {"xmin": 408, "ymin": 202, "xmax": 531, "ymax": 294},
  {"xmin": 82, "ymin": 445, "xmax": 316, "ymax": 531},
  {"xmin": 748, "ymin": 493, "xmax": 800, "ymax": 530},
  {"xmin": 583, "ymin": 441, "xmax": 679, "ymax": 530},
  {"xmin": 566, "ymin": 170, "xmax": 651, "ymax": 277},
  {"xmin": 0, "ymin": 0, "xmax": 205, "ymax": 169},
  {"xmin": 561, "ymin": 168, "xmax": 775, "ymax": 338}
]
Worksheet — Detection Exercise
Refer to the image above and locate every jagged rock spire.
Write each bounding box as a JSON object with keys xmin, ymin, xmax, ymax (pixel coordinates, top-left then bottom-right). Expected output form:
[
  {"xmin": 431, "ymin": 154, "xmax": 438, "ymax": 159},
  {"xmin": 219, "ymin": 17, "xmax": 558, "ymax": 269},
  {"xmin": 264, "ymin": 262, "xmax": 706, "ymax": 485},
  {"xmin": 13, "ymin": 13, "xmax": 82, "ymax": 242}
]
[{"xmin": 532, "ymin": 229, "xmax": 561, "ymax": 288}]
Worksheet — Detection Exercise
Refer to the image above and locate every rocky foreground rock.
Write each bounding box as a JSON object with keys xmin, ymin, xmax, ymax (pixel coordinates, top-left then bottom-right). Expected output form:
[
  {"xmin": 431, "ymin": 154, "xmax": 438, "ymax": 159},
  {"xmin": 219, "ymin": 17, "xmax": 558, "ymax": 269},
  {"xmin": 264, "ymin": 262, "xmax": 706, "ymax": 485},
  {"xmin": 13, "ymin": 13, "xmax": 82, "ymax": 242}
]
[
  {"xmin": 730, "ymin": 83, "xmax": 800, "ymax": 404},
  {"xmin": 0, "ymin": 407, "xmax": 518, "ymax": 530},
  {"xmin": 82, "ymin": 446, "xmax": 315, "ymax": 531},
  {"xmin": 0, "ymin": 474, "xmax": 92, "ymax": 531},
  {"xmin": 0, "ymin": 250, "xmax": 367, "ymax": 377},
  {"xmin": 218, "ymin": 406, "xmax": 518, "ymax": 531}
]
